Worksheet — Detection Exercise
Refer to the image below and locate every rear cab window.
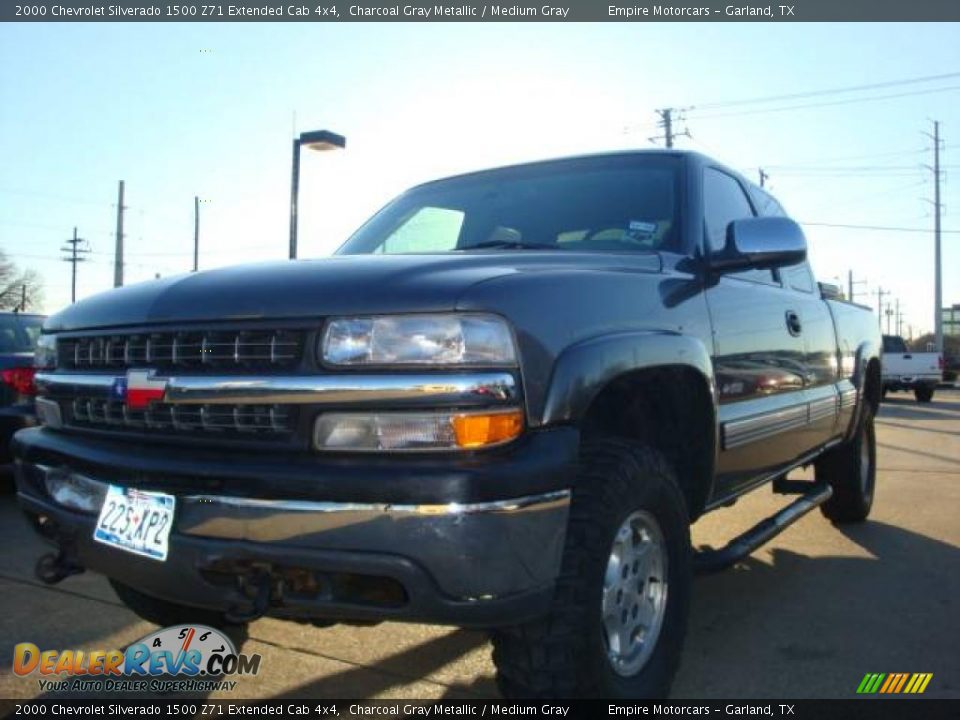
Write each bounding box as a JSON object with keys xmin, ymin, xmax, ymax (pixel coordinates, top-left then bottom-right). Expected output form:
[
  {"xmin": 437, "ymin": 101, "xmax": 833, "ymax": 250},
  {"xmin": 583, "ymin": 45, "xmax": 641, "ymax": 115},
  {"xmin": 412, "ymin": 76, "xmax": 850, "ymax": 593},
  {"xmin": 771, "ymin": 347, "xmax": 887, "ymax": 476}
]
[{"xmin": 0, "ymin": 314, "xmax": 44, "ymax": 353}]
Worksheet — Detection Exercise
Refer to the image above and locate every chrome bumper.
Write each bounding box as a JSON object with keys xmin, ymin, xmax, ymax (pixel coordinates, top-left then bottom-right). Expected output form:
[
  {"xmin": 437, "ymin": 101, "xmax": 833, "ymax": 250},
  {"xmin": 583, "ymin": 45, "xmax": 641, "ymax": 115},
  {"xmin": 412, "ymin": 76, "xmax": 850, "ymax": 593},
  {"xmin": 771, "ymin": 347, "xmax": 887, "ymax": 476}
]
[{"xmin": 34, "ymin": 464, "xmax": 571, "ymax": 600}]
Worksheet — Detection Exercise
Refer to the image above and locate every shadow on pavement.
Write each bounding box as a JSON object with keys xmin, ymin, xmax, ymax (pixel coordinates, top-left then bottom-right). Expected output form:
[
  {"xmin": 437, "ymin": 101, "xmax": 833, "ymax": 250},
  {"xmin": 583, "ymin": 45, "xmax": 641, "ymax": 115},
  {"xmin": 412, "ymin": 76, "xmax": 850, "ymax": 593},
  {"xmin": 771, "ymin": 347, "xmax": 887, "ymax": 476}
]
[
  {"xmin": 676, "ymin": 520, "xmax": 959, "ymax": 698},
  {"xmin": 270, "ymin": 628, "xmax": 492, "ymax": 698}
]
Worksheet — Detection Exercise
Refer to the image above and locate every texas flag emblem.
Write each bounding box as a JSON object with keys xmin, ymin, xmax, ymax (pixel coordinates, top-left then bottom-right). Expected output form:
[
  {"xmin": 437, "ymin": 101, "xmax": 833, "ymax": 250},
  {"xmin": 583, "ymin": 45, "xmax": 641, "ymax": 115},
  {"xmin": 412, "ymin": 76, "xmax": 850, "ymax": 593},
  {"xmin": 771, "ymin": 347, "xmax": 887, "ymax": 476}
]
[{"xmin": 113, "ymin": 369, "xmax": 167, "ymax": 410}]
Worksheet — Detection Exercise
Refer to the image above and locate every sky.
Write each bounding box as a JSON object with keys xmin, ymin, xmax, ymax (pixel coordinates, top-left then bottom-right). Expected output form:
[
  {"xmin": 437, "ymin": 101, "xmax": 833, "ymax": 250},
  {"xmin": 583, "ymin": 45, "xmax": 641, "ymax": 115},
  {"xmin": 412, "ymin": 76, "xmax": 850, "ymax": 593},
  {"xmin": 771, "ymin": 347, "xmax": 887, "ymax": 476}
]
[{"xmin": 1, "ymin": 22, "xmax": 958, "ymax": 338}]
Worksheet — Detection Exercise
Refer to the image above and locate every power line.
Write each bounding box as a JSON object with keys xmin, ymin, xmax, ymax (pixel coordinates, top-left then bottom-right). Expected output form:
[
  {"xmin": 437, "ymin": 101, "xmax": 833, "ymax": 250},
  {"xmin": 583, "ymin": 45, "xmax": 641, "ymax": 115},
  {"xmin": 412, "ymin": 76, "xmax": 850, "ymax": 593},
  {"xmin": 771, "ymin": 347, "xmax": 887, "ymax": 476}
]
[
  {"xmin": 763, "ymin": 148, "xmax": 931, "ymax": 167},
  {"xmin": 801, "ymin": 221, "xmax": 960, "ymax": 234},
  {"xmin": 687, "ymin": 85, "xmax": 960, "ymax": 120},
  {"xmin": 690, "ymin": 70, "xmax": 960, "ymax": 111}
]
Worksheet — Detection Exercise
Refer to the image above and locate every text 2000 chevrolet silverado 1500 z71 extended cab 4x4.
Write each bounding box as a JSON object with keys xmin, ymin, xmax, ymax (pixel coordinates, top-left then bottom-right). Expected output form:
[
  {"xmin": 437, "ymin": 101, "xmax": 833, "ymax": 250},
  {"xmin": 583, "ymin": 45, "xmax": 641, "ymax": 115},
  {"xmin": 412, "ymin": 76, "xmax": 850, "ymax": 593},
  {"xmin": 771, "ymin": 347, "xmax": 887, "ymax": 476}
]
[{"xmin": 13, "ymin": 151, "xmax": 881, "ymax": 698}]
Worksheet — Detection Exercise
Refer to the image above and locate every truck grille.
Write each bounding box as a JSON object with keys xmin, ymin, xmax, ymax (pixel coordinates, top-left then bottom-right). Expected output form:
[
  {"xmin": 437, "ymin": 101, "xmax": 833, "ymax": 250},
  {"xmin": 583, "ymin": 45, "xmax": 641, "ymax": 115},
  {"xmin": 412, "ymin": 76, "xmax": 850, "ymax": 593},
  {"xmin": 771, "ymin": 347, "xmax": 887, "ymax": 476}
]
[
  {"xmin": 67, "ymin": 397, "xmax": 296, "ymax": 438},
  {"xmin": 58, "ymin": 329, "xmax": 304, "ymax": 370}
]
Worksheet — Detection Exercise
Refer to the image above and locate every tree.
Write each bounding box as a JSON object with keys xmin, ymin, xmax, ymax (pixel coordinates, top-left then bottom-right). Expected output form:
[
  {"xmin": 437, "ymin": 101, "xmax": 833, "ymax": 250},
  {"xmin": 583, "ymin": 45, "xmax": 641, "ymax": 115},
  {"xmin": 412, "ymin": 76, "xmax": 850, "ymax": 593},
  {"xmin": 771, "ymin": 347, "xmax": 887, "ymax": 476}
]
[{"xmin": 0, "ymin": 250, "xmax": 44, "ymax": 311}]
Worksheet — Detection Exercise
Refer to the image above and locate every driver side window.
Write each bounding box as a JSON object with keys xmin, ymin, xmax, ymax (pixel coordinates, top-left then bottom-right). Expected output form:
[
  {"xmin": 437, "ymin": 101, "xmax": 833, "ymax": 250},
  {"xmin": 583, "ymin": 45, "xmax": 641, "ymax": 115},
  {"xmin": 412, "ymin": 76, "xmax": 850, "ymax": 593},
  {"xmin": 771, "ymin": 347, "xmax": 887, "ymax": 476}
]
[{"xmin": 704, "ymin": 168, "xmax": 777, "ymax": 286}]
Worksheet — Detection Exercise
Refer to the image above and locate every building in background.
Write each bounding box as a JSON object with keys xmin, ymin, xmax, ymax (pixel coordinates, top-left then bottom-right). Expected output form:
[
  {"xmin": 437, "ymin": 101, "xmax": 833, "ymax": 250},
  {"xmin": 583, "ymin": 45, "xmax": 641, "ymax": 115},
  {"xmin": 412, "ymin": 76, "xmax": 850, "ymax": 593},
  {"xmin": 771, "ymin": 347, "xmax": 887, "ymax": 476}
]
[{"xmin": 943, "ymin": 304, "xmax": 960, "ymax": 338}]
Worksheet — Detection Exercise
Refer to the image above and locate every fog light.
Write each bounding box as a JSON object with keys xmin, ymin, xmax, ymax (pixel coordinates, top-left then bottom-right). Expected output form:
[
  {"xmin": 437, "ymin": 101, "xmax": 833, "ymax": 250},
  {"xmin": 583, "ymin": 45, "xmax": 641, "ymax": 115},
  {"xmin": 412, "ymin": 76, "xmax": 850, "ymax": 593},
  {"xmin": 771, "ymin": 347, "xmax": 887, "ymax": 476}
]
[
  {"xmin": 313, "ymin": 409, "xmax": 523, "ymax": 452},
  {"xmin": 42, "ymin": 467, "xmax": 107, "ymax": 514}
]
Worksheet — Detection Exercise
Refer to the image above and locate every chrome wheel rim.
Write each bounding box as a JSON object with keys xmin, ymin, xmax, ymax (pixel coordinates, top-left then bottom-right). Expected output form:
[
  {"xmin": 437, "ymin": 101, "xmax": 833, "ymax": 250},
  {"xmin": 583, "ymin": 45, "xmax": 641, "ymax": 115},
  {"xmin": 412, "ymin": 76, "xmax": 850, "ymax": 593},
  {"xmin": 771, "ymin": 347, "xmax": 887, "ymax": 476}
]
[{"xmin": 601, "ymin": 510, "xmax": 668, "ymax": 676}]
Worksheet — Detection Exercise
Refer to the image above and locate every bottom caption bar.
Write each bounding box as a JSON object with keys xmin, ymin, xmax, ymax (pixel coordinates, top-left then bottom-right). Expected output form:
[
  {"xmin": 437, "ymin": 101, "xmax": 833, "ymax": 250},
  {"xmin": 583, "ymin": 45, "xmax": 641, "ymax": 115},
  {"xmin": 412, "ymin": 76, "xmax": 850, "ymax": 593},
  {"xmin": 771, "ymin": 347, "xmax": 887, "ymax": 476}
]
[{"xmin": 1, "ymin": 700, "xmax": 958, "ymax": 719}]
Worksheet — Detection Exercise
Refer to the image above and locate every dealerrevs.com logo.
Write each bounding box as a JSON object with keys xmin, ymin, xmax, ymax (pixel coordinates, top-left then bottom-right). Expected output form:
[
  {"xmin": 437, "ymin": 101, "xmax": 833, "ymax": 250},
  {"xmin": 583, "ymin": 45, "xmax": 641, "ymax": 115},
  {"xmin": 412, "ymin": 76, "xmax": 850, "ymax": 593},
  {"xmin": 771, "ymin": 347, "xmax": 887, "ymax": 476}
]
[{"xmin": 13, "ymin": 624, "xmax": 262, "ymax": 693}]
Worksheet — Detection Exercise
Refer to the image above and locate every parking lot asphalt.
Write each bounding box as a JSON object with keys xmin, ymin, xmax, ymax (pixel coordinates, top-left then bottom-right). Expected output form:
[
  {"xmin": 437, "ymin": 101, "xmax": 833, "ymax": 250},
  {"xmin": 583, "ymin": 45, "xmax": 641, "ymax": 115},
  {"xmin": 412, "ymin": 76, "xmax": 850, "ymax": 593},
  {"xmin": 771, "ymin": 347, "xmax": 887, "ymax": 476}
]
[{"xmin": 1, "ymin": 389, "xmax": 957, "ymax": 700}]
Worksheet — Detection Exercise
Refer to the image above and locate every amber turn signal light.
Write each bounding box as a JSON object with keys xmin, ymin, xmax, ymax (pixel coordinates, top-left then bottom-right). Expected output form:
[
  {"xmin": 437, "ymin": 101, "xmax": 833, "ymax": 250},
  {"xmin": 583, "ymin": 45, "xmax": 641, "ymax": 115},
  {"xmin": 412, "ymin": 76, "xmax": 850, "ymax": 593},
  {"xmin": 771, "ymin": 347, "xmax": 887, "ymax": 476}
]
[{"xmin": 451, "ymin": 409, "xmax": 524, "ymax": 449}]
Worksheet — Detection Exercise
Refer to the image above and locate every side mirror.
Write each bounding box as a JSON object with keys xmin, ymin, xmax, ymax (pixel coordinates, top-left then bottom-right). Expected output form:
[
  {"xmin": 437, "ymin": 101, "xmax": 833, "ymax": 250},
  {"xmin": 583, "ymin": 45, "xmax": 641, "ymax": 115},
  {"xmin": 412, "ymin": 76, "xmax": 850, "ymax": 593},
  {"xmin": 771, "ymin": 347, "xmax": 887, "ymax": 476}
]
[{"xmin": 710, "ymin": 216, "xmax": 807, "ymax": 273}]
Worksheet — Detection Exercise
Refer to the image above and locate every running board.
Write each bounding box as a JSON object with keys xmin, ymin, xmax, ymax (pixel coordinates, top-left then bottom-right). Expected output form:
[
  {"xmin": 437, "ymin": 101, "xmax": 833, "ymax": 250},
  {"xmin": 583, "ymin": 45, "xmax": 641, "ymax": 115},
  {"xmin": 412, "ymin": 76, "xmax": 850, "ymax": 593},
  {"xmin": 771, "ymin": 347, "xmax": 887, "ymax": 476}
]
[{"xmin": 694, "ymin": 484, "xmax": 833, "ymax": 574}]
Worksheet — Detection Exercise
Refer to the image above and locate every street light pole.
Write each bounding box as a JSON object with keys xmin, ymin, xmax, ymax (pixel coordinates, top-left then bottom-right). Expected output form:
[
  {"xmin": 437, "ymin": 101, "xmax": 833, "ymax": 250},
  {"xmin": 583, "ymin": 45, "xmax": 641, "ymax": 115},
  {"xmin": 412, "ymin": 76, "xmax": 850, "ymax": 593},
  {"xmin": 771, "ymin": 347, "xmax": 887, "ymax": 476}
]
[
  {"xmin": 289, "ymin": 137, "xmax": 302, "ymax": 260},
  {"xmin": 288, "ymin": 129, "xmax": 346, "ymax": 260}
]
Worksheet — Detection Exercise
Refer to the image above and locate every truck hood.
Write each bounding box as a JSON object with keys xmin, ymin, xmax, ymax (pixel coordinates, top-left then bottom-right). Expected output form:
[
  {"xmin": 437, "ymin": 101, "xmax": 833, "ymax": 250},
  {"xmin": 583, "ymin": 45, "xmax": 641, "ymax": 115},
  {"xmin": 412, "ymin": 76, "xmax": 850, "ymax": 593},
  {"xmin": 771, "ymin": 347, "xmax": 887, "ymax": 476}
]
[{"xmin": 45, "ymin": 252, "xmax": 663, "ymax": 332}]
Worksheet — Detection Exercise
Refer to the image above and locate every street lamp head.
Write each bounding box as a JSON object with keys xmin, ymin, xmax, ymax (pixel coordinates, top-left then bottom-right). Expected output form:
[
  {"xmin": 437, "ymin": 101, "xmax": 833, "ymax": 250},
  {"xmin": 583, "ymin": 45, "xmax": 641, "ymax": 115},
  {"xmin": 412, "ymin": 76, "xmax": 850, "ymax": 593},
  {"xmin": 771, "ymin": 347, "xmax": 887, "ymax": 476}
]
[{"xmin": 299, "ymin": 129, "xmax": 346, "ymax": 152}]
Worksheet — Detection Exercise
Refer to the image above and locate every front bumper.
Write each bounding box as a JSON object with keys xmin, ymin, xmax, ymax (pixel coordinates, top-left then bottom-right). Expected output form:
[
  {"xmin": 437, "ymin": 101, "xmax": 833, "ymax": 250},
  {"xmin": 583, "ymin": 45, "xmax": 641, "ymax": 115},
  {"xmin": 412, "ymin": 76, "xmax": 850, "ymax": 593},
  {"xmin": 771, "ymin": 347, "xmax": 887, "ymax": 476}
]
[{"xmin": 13, "ymin": 425, "xmax": 577, "ymax": 626}]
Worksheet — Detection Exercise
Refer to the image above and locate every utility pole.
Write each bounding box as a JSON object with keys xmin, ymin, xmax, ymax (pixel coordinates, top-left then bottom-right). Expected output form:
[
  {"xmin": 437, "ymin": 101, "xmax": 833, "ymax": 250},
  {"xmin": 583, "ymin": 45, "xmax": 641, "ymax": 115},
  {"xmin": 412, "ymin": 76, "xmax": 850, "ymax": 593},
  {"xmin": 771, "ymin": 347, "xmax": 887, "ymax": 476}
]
[
  {"xmin": 885, "ymin": 305, "xmax": 894, "ymax": 335},
  {"xmin": 758, "ymin": 168, "xmax": 769, "ymax": 188},
  {"xmin": 847, "ymin": 270, "xmax": 867, "ymax": 302},
  {"xmin": 114, "ymin": 180, "xmax": 125, "ymax": 288},
  {"xmin": 61, "ymin": 227, "xmax": 90, "ymax": 303},
  {"xmin": 933, "ymin": 121, "xmax": 943, "ymax": 353},
  {"xmin": 923, "ymin": 121, "xmax": 944, "ymax": 352},
  {"xmin": 20, "ymin": 285, "xmax": 26, "ymax": 312},
  {"xmin": 895, "ymin": 299, "xmax": 904, "ymax": 337},
  {"xmin": 193, "ymin": 195, "xmax": 200, "ymax": 272},
  {"xmin": 874, "ymin": 287, "xmax": 890, "ymax": 331},
  {"xmin": 650, "ymin": 108, "xmax": 689, "ymax": 148}
]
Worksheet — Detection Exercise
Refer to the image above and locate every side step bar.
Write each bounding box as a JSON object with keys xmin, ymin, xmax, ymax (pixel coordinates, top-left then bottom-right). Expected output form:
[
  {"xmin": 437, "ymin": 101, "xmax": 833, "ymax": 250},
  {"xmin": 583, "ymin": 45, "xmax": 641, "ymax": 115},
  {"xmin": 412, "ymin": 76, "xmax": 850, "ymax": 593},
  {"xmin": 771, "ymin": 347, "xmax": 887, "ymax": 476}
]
[{"xmin": 694, "ymin": 483, "xmax": 833, "ymax": 574}]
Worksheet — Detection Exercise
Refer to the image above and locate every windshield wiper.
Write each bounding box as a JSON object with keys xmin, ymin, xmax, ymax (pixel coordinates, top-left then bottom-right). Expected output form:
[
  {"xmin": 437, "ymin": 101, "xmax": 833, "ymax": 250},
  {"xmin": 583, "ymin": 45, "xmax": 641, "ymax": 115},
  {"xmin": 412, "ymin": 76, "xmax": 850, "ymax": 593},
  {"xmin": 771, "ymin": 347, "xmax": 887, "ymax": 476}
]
[{"xmin": 461, "ymin": 240, "xmax": 558, "ymax": 251}]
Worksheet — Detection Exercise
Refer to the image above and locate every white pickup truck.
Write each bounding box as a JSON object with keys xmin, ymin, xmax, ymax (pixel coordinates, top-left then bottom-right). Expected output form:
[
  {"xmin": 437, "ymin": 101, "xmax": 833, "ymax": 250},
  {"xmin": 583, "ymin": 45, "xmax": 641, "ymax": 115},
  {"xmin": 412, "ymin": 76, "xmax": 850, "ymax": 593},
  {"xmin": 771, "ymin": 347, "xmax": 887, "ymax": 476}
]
[{"xmin": 882, "ymin": 334, "xmax": 943, "ymax": 402}]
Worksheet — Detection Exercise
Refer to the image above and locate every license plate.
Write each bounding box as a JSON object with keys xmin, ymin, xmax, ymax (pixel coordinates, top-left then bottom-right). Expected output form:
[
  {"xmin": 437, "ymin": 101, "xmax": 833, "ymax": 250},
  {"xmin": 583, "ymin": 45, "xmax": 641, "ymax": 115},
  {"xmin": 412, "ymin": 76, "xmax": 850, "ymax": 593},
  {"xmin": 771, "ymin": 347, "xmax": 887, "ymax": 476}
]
[{"xmin": 93, "ymin": 485, "xmax": 175, "ymax": 562}]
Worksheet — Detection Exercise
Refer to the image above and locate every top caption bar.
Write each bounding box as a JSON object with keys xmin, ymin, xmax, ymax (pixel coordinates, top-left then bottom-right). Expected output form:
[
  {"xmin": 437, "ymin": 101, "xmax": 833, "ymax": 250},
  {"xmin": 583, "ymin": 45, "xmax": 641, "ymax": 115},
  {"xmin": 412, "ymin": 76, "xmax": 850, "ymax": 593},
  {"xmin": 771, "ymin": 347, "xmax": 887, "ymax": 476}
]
[{"xmin": 4, "ymin": 0, "xmax": 960, "ymax": 21}]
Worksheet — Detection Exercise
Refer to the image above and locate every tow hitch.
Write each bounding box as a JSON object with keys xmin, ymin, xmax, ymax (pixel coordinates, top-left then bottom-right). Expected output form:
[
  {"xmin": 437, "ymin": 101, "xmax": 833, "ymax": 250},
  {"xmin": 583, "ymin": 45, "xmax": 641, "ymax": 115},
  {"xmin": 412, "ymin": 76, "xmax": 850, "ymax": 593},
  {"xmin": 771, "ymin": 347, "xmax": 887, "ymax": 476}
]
[
  {"xmin": 35, "ymin": 548, "xmax": 84, "ymax": 585},
  {"xmin": 224, "ymin": 567, "xmax": 273, "ymax": 623}
]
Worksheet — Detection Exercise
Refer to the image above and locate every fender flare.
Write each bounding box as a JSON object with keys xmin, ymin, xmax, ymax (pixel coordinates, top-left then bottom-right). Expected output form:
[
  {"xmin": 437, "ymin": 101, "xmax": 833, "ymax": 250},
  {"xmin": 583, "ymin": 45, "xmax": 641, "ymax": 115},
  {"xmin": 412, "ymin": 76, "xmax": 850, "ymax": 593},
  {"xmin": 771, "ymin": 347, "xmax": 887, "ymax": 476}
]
[
  {"xmin": 541, "ymin": 330, "xmax": 717, "ymax": 426},
  {"xmin": 848, "ymin": 338, "xmax": 882, "ymax": 440}
]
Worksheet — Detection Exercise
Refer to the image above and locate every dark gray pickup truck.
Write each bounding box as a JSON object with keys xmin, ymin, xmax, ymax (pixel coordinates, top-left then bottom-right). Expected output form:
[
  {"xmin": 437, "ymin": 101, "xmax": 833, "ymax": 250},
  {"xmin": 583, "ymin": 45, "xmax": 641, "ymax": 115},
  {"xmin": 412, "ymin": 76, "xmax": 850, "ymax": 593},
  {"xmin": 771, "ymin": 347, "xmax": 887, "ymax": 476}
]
[{"xmin": 14, "ymin": 150, "xmax": 881, "ymax": 698}]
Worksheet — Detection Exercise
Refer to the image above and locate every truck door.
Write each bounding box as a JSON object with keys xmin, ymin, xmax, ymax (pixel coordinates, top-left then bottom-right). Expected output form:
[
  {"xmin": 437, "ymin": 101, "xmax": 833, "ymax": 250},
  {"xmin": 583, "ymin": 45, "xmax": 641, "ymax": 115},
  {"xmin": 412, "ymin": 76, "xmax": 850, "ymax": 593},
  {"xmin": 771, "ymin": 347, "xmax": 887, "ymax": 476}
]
[
  {"xmin": 781, "ymin": 262, "xmax": 842, "ymax": 449},
  {"xmin": 702, "ymin": 168, "xmax": 809, "ymax": 500}
]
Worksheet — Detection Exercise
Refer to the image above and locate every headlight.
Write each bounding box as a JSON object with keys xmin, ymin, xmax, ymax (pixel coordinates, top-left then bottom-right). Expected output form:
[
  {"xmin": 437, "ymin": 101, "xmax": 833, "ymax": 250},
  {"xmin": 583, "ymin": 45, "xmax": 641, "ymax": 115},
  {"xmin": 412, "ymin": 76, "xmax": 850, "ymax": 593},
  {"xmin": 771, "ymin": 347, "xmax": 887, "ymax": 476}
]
[
  {"xmin": 34, "ymin": 334, "xmax": 57, "ymax": 370},
  {"xmin": 314, "ymin": 409, "xmax": 524, "ymax": 452},
  {"xmin": 321, "ymin": 314, "xmax": 517, "ymax": 366}
]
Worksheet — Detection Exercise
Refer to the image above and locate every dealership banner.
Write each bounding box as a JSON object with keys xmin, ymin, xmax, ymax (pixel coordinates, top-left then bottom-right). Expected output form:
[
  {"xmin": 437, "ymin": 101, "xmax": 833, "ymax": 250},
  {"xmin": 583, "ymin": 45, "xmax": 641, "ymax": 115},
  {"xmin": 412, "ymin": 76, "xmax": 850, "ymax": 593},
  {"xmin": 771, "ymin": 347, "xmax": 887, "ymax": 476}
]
[
  {"xmin": 3, "ymin": 0, "xmax": 960, "ymax": 21},
  {"xmin": 1, "ymin": 700, "xmax": 959, "ymax": 718}
]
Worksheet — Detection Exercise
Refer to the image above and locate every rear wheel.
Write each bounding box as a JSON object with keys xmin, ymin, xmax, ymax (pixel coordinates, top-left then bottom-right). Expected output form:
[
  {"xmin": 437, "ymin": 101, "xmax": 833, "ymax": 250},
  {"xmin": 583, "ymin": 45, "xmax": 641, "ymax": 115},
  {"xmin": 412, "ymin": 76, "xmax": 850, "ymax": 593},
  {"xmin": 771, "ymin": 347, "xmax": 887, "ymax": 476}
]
[
  {"xmin": 816, "ymin": 405, "xmax": 876, "ymax": 523},
  {"xmin": 491, "ymin": 439, "xmax": 691, "ymax": 698},
  {"xmin": 914, "ymin": 386, "xmax": 934, "ymax": 403}
]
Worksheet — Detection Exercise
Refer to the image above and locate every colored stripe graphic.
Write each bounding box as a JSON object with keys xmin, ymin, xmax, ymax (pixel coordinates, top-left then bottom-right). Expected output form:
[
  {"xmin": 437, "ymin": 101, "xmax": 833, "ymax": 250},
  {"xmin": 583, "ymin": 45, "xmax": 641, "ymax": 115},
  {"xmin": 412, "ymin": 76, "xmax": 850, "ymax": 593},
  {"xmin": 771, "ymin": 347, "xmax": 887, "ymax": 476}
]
[
  {"xmin": 893, "ymin": 673, "xmax": 909, "ymax": 693},
  {"xmin": 857, "ymin": 672, "xmax": 932, "ymax": 694}
]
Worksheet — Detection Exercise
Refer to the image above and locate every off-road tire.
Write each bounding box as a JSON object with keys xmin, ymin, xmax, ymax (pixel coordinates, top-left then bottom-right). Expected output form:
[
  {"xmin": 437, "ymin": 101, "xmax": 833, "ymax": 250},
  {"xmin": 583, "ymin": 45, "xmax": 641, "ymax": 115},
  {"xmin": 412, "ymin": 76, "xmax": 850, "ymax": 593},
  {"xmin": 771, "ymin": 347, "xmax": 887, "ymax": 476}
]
[
  {"xmin": 816, "ymin": 405, "xmax": 876, "ymax": 523},
  {"xmin": 109, "ymin": 579, "xmax": 249, "ymax": 645},
  {"xmin": 490, "ymin": 439, "xmax": 692, "ymax": 698},
  {"xmin": 914, "ymin": 386, "xmax": 934, "ymax": 403}
]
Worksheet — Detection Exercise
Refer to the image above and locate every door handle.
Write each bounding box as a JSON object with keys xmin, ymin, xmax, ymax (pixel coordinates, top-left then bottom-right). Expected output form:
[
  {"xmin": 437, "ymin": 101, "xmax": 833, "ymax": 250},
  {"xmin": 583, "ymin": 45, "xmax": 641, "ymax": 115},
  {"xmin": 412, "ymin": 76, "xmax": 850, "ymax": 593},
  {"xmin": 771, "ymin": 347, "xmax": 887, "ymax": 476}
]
[{"xmin": 785, "ymin": 310, "xmax": 802, "ymax": 336}]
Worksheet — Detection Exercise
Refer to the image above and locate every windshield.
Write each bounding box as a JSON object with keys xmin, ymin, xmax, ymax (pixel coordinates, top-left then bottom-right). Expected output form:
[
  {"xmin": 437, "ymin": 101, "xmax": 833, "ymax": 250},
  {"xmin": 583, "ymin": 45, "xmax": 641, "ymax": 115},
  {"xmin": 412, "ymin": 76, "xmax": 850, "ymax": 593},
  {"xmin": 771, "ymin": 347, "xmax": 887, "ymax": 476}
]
[
  {"xmin": 337, "ymin": 156, "xmax": 681, "ymax": 256},
  {"xmin": 0, "ymin": 314, "xmax": 45, "ymax": 353}
]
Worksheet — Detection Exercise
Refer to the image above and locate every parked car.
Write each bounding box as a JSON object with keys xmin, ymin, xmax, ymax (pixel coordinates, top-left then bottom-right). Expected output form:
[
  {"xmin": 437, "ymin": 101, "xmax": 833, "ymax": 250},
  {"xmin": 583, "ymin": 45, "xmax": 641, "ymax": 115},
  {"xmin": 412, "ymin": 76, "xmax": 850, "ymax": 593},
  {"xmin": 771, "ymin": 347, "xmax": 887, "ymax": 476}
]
[
  {"xmin": 881, "ymin": 334, "xmax": 942, "ymax": 402},
  {"xmin": 1, "ymin": 312, "xmax": 45, "ymax": 468},
  {"xmin": 13, "ymin": 150, "xmax": 881, "ymax": 698}
]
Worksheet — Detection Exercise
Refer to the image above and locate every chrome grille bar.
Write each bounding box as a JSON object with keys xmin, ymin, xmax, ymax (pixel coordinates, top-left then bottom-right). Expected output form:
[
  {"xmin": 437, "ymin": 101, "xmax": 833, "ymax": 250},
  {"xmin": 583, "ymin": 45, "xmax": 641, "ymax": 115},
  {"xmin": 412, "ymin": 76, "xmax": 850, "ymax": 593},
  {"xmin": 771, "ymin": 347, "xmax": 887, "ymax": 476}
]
[
  {"xmin": 66, "ymin": 397, "xmax": 295, "ymax": 436},
  {"xmin": 37, "ymin": 371, "xmax": 519, "ymax": 407},
  {"xmin": 58, "ymin": 329, "xmax": 304, "ymax": 370}
]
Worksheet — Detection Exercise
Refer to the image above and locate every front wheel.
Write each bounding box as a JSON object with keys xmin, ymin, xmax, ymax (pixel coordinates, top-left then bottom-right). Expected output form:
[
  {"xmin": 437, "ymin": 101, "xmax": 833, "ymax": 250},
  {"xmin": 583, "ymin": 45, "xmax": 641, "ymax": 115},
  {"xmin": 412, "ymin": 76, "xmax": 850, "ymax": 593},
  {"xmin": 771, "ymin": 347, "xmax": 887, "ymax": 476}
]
[
  {"xmin": 491, "ymin": 439, "xmax": 691, "ymax": 698},
  {"xmin": 914, "ymin": 386, "xmax": 934, "ymax": 403}
]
